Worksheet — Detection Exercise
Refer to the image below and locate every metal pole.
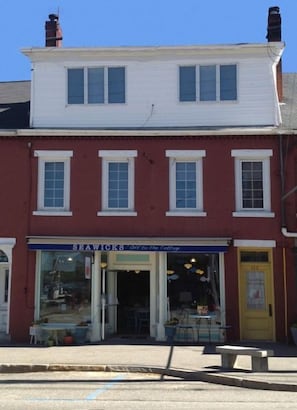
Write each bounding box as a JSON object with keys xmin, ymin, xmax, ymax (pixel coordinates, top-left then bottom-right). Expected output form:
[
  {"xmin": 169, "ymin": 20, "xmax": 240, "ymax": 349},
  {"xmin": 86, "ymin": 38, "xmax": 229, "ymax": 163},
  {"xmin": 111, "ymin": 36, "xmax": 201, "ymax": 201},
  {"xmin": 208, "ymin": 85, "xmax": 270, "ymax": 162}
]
[{"xmin": 101, "ymin": 268, "xmax": 106, "ymax": 340}]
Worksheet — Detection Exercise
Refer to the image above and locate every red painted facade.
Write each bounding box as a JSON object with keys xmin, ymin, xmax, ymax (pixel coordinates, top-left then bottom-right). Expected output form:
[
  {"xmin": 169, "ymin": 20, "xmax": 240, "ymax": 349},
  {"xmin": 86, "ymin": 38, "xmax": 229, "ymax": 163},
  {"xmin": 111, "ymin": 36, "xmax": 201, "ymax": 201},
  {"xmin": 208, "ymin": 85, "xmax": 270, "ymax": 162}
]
[{"xmin": 0, "ymin": 132, "xmax": 296, "ymax": 342}]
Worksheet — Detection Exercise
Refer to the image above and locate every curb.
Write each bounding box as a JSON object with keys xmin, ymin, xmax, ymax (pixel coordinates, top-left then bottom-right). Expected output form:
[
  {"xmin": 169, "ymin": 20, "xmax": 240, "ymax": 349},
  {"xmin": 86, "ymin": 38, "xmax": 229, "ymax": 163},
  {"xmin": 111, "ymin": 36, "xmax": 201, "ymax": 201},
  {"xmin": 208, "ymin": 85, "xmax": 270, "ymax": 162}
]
[
  {"xmin": 188, "ymin": 371, "xmax": 297, "ymax": 392},
  {"xmin": 0, "ymin": 363, "xmax": 296, "ymax": 392}
]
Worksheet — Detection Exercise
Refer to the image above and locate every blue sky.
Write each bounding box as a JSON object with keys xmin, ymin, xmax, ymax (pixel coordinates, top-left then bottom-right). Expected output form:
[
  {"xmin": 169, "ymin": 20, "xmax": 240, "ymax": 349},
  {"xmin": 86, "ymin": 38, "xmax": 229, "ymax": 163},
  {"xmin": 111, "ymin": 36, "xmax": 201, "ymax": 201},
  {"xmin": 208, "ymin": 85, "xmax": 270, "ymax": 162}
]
[{"xmin": 1, "ymin": 0, "xmax": 296, "ymax": 81}]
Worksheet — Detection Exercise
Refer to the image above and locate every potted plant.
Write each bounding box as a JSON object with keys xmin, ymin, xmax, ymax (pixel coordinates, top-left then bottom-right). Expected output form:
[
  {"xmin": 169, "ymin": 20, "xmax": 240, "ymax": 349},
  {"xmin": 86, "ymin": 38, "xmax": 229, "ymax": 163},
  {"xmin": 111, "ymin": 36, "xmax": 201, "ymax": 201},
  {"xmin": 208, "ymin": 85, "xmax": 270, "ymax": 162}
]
[
  {"xmin": 164, "ymin": 318, "xmax": 179, "ymax": 342},
  {"xmin": 63, "ymin": 330, "xmax": 74, "ymax": 345},
  {"xmin": 74, "ymin": 322, "xmax": 89, "ymax": 344},
  {"xmin": 47, "ymin": 336, "xmax": 55, "ymax": 347}
]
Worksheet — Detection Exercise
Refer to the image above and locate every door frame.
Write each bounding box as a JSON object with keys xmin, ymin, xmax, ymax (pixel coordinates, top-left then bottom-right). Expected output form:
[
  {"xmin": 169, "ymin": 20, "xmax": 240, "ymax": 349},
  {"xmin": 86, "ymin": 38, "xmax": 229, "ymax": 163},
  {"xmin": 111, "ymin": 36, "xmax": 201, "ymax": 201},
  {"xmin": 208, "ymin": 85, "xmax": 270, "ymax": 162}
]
[
  {"xmin": 113, "ymin": 269, "xmax": 150, "ymax": 335},
  {"xmin": 238, "ymin": 247, "xmax": 275, "ymax": 341},
  {"xmin": 100, "ymin": 251, "xmax": 156, "ymax": 339},
  {"xmin": 0, "ymin": 264, "xmax": 9, "ymax": 332},
  {"xmin": 0, "ymin": 238, "xmax": 15, "ymax": 335}
]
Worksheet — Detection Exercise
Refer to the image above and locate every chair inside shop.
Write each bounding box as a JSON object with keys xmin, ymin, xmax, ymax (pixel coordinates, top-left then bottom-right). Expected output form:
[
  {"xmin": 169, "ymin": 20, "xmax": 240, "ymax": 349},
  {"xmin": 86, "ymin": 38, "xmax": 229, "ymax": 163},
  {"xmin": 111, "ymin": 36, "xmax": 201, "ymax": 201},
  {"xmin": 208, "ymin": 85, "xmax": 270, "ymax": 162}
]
[{"xmin": 137, "ymin": 310, "xmax": 150, "ymax": 334}]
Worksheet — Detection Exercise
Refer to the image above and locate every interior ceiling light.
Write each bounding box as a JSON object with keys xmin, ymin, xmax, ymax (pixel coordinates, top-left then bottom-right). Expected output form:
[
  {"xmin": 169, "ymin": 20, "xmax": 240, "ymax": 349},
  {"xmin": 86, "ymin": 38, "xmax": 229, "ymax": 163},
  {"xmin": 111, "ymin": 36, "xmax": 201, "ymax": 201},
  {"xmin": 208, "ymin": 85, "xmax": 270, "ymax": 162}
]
[
  {"xmin": 167, "ymin": 270, "xmax": 175, "ymax": 275},
  {"xmin": 196, "ymin": 269, "xmax": 204, "ymax": 275},
  {"xmin": 184, "ymin": 263, "xmax": 192, "ymax": 270},
  {"xmin": 190, "ymin": 257, "xmax": 197, "ymax": 263}
]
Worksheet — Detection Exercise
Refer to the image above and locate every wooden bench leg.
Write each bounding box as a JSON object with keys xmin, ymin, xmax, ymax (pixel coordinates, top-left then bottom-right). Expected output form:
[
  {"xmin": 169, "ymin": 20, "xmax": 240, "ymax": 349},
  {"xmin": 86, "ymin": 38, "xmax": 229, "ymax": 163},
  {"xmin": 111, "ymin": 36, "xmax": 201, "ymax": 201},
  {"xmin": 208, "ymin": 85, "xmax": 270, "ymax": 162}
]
[
  {"xmin": 221, "ymin": 353, "xmax": 237, "ymax": 369},
  {"xmin": 251, "ymin": 356, "xmax": 268, "ymax": 372}
]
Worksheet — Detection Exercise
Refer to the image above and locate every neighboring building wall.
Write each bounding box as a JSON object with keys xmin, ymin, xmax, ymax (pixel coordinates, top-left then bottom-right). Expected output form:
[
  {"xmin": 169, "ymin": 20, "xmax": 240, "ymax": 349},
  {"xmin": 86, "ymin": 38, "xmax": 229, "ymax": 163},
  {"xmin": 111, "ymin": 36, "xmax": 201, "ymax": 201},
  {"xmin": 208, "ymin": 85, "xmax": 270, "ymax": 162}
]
[
  {"xmin": 0, "ymin": 139, "xmax": 34, "ymax": 340},
  {"xmin": 280, "ymin": 133, "xmax": 297, "ymax": 330}
]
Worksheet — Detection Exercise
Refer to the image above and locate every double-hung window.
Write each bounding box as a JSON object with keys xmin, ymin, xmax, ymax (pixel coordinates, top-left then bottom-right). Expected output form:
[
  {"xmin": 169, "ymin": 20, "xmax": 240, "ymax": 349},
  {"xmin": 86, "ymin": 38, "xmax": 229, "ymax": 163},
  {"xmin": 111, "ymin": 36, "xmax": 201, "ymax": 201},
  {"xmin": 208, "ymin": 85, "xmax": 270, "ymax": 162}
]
[
  {"xmin": 98, "ymin": 150, "xmax": 137, "ymax": 216},
  {"xmin": 179, "ymin": 64, "xmax": 237, "ymax": 102},
  {"xmin": 67, "ymin": 66, "xmax": 125, "ymax": 104},
  {"xmin": 166, "ymin": 150, "xmax": 206, "ymax": 217},
  {"xmin": 33, "ymin": 150, "xmax": 73, "ymax": 216},
  {"xmin": 232, "ymin": 149, "xmax": 274, "ymax": 217}
]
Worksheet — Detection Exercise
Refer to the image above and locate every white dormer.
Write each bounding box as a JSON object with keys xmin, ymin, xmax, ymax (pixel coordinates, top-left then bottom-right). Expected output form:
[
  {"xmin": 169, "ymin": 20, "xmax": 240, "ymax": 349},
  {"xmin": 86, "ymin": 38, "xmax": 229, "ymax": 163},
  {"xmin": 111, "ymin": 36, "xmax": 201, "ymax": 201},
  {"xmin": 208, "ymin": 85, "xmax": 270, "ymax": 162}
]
[{"xmin": 22, "ymin": 42, "xmax": 284, "ymax": 129}]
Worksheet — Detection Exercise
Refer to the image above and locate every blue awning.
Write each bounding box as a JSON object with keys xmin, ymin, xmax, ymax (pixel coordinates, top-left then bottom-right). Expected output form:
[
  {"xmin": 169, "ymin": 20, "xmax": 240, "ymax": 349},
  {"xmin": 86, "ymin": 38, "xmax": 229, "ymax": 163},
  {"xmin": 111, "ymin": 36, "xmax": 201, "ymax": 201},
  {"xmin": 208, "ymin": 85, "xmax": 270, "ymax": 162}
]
[{"xmin": 27, "ymin": 236, "xmax": 231, "ymax": 253}]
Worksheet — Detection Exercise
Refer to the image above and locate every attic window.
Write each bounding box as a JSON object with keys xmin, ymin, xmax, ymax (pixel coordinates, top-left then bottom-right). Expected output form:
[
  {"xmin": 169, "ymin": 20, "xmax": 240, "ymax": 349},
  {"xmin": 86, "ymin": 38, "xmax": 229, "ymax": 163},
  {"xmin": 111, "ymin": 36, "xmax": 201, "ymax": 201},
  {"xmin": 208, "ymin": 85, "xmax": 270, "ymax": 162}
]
[
  {"xmin": 67, "ymin": 66, "xmax": 126, "ymax": 105},
  {"xmin": 179, "ymin": 64, "xmax": 237, "ymax": 102}
]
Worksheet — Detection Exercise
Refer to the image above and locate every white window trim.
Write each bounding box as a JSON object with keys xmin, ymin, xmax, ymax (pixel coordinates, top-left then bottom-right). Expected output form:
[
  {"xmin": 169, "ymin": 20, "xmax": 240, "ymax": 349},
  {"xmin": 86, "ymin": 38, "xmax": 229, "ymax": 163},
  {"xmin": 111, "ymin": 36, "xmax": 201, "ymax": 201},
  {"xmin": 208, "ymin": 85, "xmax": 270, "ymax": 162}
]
[
  {"xmin": 33, "ymin": 150, "xmax": 73, "ymax": 216},
  {"xmin": 165, "ymin": 150, "xmax": 206, "ymax": 217},
  {"xmin": 231, "ymin": 149, "xmax": 274, "ymax": 218},
  {"xmin": 97, "ymin": 150, "xmax": 137, "ymax": 216},
  {"xmin": 234, "ymin": 239, "xmax": 276, "ymax": 248}
]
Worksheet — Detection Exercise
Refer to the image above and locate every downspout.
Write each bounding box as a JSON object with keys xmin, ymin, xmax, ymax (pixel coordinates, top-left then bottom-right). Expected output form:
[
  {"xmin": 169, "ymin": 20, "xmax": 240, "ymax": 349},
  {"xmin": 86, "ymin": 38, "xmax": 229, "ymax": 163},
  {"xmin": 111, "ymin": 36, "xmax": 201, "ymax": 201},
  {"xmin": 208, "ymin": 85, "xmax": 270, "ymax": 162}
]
[
  {"xmin": 280, "ymin": 134, "xmax": 288, "ymax": 341},
  {"xmin": 280, "ymin": 134, "xmax": 297, "ymax": 237},
  {"xmin": 282, "ymin": 247, "xmax": 288, "ymax": 342},
  {"xmin": 281, "ymin": 227, "xmax": 297, "ymax": 238},
  {"xmin": 280, "ymin": 134, "xmax": 286, "ymax": 227}
]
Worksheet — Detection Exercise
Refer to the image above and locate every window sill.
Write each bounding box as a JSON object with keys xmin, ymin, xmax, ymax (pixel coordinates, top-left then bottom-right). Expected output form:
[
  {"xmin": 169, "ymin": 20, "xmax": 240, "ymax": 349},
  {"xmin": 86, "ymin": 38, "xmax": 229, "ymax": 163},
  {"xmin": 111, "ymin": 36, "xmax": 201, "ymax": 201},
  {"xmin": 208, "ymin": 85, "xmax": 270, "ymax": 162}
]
[
  {"xmin": 97, "ymin": 211, "xmax": 137, "ymax": 217},
  {"xmin": 166, "ymin": 211, "xmax": 207, "ymax": 217},
  {"xmin": 232, "ymin": 211, "xmax": 275, "ymax": 218},
  {"xmin": 33, "ymin": 211, "xmax": 73, "ymax": 216}
]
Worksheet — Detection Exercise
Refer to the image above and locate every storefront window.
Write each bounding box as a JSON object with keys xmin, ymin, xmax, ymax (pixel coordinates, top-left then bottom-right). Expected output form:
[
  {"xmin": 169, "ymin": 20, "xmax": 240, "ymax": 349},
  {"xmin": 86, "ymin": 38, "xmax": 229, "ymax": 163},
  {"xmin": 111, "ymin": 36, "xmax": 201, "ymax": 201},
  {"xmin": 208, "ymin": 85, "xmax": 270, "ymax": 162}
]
[
  {"xmin": 39, "ymin": 251, "xmax": 92, "ymax": 323},
  {"xmin": 167, "ymin": 253, "xmax": 220, "ymax": 315}
]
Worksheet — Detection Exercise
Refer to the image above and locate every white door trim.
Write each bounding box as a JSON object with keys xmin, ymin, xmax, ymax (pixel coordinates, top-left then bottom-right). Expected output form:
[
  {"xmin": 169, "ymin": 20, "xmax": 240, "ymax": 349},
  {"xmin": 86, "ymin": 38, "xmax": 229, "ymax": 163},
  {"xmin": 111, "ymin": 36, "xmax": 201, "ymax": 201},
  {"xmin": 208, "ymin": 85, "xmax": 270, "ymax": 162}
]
[{"xmin": 0, "ymin": 238, "xmax": 16, "ymax": 334}]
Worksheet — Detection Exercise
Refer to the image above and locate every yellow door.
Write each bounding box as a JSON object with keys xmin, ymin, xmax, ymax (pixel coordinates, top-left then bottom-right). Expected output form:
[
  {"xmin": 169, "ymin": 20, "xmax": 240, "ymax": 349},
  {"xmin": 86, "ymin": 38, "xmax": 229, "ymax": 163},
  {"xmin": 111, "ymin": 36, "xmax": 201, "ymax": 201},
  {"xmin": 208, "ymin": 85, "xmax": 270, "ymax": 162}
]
[{"xmin": 239, "ymin": 250, "xmax": 274, "ymax": 341}]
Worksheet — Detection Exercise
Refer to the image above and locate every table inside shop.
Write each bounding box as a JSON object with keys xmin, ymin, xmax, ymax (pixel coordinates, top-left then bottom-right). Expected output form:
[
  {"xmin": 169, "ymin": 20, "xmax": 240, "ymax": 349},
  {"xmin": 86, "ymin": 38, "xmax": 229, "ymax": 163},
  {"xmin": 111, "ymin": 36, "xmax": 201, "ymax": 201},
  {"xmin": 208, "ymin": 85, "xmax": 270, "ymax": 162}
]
[
  {"xmin": 40, "ymin": 323, "xmax": 76, "ymax": 345},
  {"xmin": 189, "ymin": 314, "xmax": 213, "ymax": 342}
]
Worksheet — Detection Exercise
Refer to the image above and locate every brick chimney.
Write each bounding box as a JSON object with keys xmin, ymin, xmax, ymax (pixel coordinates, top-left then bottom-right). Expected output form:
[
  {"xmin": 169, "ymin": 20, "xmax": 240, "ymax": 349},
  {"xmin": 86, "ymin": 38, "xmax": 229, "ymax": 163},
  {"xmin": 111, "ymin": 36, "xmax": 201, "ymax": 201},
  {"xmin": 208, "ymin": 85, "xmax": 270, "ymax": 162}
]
[
  {"xmin": 266, "ymin": 6, "xmax": 282, "ymax": 102},
  {"xmin": 266, "ymin": 6, "xmax": 281, "ymax": 41},
  {"xmin": 45, "ymin": 14, "xmax": 63, "ymax": 47}
]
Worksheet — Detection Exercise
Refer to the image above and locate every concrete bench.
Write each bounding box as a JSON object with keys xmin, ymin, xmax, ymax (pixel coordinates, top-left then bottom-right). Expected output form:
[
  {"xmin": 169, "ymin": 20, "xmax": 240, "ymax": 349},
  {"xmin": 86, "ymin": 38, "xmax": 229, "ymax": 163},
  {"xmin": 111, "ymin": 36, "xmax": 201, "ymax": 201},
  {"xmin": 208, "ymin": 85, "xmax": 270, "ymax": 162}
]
[{"xmin": 216, "ymin": 345, "xmax": 274, "ymax": 372}]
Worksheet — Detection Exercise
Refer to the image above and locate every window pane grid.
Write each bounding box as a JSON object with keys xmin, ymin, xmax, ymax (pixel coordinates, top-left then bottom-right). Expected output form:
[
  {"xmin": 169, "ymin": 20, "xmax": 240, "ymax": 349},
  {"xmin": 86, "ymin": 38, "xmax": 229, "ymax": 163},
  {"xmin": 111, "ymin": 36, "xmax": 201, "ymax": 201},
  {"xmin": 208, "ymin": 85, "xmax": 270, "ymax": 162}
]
[
  {"xmin": 67, "ymin": 68, "xmax": 84, "ymax": 104},
  {"xmin": 68, "ymin": 67, "xmax": 125, "ymax": 105},
  {"xmin": 199, "ymin": 65, "xmax": 216, "ymax": 101},
  {"xmin": 88, "ymin": 67, "xmax": 104, "ymax": 104},
  {"xmin": 220, "ymin": 65, "xmax": 237, "ymax": 100},
  {"xmin": 108, "ymin": 162, "xmax": 128, "ymax": 208},
  {"xmin": 241, "ymin": 161, "xmax": 263, "ymax": 209},
  {"xmin": 179, "ymin": 64, "xmax": 237, "ymax": 102},
  {"xmin": 108, "ymin": 67, "xmax": 125, "ymax": 103},
  {"xmin": 176, "ymin": 162, "xmax": 197, "ymax": 208},
  {"xmin": 44, "ymin": 162, "xmax": 65, "ymax": 208},
  {"xmin": 179, "ymin": 66, "xmax": 196, "ymax": 102}
]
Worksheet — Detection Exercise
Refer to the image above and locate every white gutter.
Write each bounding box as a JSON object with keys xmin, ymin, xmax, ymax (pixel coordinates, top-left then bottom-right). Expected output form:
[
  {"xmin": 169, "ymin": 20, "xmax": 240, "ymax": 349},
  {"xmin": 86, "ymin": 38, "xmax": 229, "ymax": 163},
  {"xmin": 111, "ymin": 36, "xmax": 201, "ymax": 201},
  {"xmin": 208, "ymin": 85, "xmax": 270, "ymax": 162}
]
[
  {"xmin": 281, "ymin": 227, "xmax": 297, "ymax": 238},
  {"xmin": 1, "ymin": 128, "xmax": 296, "ymax": 138},
  {"xmin": 21, "ymin": 42, "xmax": 284, "ymax": 61},
  {"xmin": 2, "ymin": 127, "xmax": 294, "ymax": 138}
]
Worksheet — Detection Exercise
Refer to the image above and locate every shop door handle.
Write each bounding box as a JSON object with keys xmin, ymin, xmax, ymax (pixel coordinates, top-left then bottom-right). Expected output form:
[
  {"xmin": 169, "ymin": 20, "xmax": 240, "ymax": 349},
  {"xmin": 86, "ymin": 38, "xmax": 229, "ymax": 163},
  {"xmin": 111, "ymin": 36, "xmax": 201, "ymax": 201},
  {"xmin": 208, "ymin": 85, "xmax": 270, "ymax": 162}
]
[{"xmin": 269, "ymin": 304, "xmax": 273, "ymax": 317}]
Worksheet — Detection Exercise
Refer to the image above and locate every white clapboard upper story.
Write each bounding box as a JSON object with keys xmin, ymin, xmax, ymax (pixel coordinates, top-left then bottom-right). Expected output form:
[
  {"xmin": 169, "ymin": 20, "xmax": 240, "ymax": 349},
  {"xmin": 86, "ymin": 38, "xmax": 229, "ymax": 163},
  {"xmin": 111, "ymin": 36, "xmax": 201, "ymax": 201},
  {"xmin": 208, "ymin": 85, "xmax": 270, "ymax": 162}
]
[{"xmin": 22, "ymin": 42, "xmax": 284, "ymax": 129}]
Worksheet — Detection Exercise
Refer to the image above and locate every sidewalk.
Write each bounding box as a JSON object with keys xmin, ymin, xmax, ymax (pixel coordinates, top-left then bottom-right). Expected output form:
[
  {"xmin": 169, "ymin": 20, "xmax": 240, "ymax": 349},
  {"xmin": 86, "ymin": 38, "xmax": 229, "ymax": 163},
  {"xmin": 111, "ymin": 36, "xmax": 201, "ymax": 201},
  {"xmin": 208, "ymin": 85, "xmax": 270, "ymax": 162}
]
[{"xmin": 0, "ymin": 340, "xmax": 297, "ymax": 391}]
